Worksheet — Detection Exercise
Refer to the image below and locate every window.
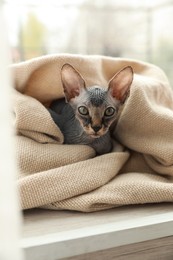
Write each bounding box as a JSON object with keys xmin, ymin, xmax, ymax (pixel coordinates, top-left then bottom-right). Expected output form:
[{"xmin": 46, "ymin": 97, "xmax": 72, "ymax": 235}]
[{"xmin": 3, "ymin": 0, "xmax": 173, "ymax": 84}]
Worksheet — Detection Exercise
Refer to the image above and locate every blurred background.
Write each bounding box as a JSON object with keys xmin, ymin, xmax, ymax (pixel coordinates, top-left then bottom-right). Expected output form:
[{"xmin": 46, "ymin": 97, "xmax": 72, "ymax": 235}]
[{"xmin": 3, "ymin": 0, "xmax": 173, "ymax": 85}]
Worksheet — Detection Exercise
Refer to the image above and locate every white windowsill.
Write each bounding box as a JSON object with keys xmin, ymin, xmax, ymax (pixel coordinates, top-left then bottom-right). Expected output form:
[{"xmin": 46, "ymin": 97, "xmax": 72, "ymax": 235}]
[{"xmin": 21, "ymin": 203, "xmax": 173, "ymax": 260}]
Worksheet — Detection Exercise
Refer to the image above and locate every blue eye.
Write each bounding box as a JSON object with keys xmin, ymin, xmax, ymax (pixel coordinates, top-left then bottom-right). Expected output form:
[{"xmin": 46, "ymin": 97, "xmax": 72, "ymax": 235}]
[
  {"xmin": 78, "ymin": 106, "xmax": 89, "ymax": 115},
  {"xmin": 104, "ymin": 107, "xmax": 115, "ymax": 116}
]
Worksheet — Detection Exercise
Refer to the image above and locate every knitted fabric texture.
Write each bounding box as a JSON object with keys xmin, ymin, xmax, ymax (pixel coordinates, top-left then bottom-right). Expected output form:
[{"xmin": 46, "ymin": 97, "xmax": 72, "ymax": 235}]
[{"xmin": 12, "ymin": 54, "xmax": 173, "ymax": 212}]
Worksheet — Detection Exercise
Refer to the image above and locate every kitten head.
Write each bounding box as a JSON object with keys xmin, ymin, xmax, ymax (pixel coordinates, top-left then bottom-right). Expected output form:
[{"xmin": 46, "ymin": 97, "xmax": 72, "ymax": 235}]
[{"xmin": 61, "ymin": 63, "xmax": 133, "ymax": 138}]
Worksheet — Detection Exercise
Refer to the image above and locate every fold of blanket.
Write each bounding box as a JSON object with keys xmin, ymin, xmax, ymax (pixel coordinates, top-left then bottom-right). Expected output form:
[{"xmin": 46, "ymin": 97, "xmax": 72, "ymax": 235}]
[{"xmin": 12, "ymin": 54, "xmax": 173, "ymax": 212}]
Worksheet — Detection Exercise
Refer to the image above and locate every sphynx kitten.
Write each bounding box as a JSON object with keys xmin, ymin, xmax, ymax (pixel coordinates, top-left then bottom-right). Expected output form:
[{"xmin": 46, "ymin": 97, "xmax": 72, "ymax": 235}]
[{"xmin": 48, "ymin": 64, "xmax": 133, "ymax": 155}]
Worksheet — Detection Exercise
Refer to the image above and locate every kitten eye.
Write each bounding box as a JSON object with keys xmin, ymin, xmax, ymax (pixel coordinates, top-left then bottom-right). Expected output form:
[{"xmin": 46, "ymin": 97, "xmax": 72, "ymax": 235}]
[
  {"xmin": 104, "ymin": 107, "xmax": 115, "ymax": 116},
  {"xmin": 78, "ymin": 106, "xmax": 89, "ymax": 115}
]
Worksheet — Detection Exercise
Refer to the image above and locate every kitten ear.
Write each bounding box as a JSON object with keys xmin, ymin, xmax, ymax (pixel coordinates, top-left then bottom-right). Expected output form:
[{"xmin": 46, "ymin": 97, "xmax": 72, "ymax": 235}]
[
  {"xmin": 108, "ymin": 66, "xmax": 133, "ymax": 103},
  {"xmin": 61, "ymin": 63, "xmax": 86, "ymax": 102}
]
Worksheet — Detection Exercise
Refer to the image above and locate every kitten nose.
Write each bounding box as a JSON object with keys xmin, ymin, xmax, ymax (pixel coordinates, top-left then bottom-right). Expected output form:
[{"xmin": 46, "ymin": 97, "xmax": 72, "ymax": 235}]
[{"xmin": 92, "ymin": 125, "xmax": 102, "ymax": 133}]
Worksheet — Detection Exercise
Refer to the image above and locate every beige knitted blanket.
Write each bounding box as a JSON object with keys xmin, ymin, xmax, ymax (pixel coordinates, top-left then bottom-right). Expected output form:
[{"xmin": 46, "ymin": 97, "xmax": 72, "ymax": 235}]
[{"xmin": 12, "ymin": 54, "xmax": 173, "ymax": 212}]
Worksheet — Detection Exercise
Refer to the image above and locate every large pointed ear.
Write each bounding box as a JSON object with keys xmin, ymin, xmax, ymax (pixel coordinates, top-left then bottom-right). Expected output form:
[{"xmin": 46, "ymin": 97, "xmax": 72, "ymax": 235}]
[
  {"xmin": 108, "ymin": 66, "xmax": 133, "ymax": 103},
  {"xmin": 61, "ymin": 63, "xmax": 86, "ymax": 102}
]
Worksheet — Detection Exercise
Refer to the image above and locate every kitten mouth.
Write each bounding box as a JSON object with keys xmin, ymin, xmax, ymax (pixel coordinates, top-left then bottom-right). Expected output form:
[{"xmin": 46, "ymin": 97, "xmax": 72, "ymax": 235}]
[{"xmin": 90, "ymin": 133, "xmax": 102, "ymax": 138}]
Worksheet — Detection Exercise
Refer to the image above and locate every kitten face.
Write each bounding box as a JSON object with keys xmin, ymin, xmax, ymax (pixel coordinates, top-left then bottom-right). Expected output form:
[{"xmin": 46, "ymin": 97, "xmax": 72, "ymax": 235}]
[
  {"xmin": 70, "ymin": 86, "xmax": 119, "ymax": 138},
  {"xmin": 61, "ymin": 63, "xmax": 133, "ymax": 138}
]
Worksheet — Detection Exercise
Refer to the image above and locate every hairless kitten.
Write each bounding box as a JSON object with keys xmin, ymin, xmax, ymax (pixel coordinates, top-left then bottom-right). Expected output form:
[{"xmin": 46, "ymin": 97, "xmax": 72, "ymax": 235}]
[{"xmin": 48, "ymin": 64, "xmax": 133, "ymax": 155}]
